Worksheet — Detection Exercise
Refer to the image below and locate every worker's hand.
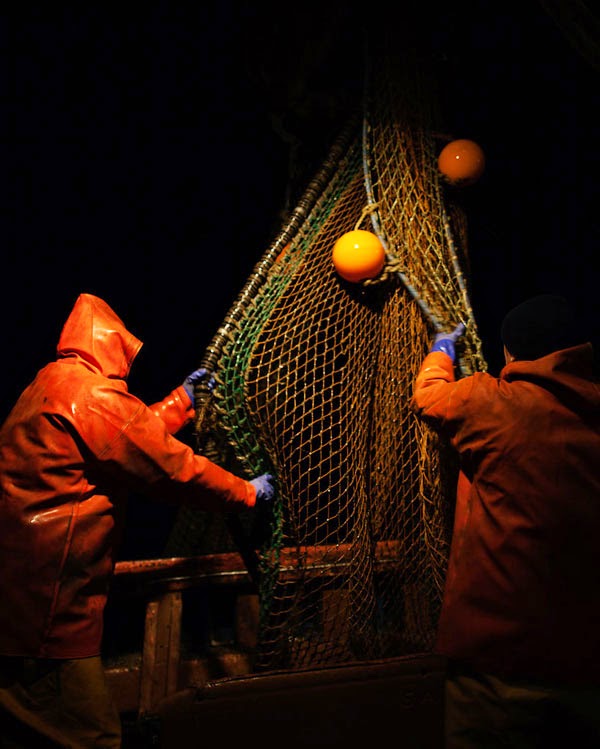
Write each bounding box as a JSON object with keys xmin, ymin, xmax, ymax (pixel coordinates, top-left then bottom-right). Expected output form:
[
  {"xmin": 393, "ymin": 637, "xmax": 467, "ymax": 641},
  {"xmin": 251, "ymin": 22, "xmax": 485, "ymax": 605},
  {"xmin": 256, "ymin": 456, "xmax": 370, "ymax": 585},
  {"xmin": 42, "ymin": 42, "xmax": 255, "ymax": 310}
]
[
  {"xmin": 430, "ymin": 322, "xmax": 466, "ymax": 363},
  {"xmin": 250, "ymin": 473, "xmax": 275, "ymax": 505},
  {"xmin": 182, "ymin": 367, "xmax": 216, "ymax": 405}
]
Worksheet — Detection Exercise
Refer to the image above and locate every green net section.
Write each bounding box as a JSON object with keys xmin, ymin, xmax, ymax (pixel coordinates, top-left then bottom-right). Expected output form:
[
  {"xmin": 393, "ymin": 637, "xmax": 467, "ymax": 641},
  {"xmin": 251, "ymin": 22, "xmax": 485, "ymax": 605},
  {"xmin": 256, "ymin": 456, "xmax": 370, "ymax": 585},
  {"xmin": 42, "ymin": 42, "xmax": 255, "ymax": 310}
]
[{"xmin": 165, "ymin": 42, "xmax": 487, "ymax": 672}]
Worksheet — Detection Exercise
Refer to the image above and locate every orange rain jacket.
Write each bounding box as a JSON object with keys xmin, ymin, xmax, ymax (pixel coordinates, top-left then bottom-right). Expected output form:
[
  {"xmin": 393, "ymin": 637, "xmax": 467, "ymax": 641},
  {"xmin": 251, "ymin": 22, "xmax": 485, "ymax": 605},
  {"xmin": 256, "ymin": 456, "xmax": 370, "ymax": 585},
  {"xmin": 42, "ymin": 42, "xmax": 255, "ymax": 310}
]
[
  {"xmin": 0, "ymin": 293, "xmax": 256, "ymax": 658},
  {"xmin": 411, "ymin": 343, "xmax": 600, "ymax": 684}
]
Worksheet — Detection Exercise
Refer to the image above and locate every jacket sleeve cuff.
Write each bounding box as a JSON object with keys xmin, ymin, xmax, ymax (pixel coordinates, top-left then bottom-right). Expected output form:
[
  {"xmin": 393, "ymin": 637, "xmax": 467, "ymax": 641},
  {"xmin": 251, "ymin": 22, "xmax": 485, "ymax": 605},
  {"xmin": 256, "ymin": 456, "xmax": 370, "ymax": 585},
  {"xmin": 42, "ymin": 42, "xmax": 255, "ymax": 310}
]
[{"xmin": 149, "ymin": 385, "xmax": 195, "ymax": 434}]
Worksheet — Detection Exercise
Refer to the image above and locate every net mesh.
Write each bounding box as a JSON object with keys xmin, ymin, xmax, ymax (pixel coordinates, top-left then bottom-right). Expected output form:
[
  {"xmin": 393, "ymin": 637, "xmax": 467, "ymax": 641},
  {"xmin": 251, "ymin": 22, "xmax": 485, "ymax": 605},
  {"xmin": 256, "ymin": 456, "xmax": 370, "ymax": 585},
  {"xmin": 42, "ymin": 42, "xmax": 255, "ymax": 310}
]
[{"xmin": 165, "ymin": 39, "xmax": 487, "ymax": 672}]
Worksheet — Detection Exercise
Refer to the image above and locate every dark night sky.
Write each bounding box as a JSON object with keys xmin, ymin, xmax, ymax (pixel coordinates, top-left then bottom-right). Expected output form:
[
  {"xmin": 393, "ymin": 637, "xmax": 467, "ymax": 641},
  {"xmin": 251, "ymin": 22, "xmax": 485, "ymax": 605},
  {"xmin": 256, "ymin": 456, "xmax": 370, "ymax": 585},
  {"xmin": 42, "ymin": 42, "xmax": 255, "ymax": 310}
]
[{"xmin": 4, "ymin": 4, "xmax": 598, "ymax": 470}]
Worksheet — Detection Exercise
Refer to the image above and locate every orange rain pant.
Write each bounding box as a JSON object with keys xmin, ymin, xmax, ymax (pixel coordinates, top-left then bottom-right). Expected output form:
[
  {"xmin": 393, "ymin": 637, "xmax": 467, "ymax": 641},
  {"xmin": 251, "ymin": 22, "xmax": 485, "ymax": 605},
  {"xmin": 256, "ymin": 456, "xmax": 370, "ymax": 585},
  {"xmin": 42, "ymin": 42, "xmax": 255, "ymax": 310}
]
[{"xmin": 0, "ymin": 655, "xmax": 121, "ymax": 748}]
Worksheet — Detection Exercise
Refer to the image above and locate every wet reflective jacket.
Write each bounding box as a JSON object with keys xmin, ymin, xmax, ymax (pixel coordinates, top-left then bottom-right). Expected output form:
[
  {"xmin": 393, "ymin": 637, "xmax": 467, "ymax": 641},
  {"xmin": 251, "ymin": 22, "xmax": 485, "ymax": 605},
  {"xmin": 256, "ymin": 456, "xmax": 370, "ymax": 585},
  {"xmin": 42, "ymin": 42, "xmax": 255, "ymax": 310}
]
[
  {"xmin": 0, "ymin": 293, "xmax": 256, "ymax": 658},
  {"xmin": 412, "ymin": 344, "xmax": 600, "ymax": 684}
]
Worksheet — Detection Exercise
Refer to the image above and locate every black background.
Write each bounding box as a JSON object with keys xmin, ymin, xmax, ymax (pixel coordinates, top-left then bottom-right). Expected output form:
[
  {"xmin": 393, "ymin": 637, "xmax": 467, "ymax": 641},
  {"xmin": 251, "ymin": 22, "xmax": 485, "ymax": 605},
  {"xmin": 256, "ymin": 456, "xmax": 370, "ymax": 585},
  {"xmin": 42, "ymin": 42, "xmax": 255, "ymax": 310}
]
[{"xmin": 4, "ymin": 2, "xmax": 598, "ymax": 555}]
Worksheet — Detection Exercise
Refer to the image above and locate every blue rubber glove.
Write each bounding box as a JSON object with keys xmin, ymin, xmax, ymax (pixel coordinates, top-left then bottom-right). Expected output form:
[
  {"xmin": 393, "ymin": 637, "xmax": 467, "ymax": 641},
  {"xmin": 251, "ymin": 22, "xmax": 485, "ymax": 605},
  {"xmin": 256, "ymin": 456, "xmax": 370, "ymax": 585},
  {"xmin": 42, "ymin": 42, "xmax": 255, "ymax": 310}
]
[
  {"xmin": 430, "ymin": 322, "xmax": 466, "ymax": 363},
  {"xmin": 250, "ymin": 473, "xmax": 275, "ymax": 505},
  {"xmin": 182, "ymin": 367, "xmax": 216, "ymax": 405}
]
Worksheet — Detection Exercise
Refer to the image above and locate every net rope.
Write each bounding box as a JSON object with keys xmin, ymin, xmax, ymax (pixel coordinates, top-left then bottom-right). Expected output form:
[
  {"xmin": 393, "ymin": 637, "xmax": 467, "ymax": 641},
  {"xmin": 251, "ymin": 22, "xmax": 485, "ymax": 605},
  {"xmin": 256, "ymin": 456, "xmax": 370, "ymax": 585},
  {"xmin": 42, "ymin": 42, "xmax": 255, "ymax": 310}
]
[{"xmin": 165, "ymin": 37, "xmax": 487, "ymax": 673}]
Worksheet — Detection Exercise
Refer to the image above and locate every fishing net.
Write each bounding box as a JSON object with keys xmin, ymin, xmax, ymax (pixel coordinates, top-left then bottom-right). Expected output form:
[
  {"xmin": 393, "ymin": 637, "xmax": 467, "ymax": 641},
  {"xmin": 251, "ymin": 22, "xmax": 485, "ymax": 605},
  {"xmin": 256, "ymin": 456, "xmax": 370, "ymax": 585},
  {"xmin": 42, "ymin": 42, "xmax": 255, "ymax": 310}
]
[{"xmin": 164, "ymin": 36, "xmax": 487, "ymax": 672}]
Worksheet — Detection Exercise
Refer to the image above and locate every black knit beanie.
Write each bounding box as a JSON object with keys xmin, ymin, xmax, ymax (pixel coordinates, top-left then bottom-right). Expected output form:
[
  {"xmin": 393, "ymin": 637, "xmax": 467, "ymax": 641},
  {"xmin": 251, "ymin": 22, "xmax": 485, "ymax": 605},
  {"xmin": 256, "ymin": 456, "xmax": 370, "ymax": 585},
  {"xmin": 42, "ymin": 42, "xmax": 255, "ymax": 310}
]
[{"xmin": 500, "ymin": 294, "xmax": 583, "ymax": 361}]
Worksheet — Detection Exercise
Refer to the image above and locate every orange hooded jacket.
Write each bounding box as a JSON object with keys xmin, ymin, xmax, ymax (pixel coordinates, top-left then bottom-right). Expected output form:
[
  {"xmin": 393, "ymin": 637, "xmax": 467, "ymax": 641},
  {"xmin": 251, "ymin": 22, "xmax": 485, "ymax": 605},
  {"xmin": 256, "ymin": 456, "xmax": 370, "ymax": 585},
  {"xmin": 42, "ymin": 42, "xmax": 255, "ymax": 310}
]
[
  {"xmin": 0, "ymin": 293, "xmax": 256, "ymax": 658},
  {"xmin": 412, "ymin": 343, "xmax": 600, "ymax": 684}
]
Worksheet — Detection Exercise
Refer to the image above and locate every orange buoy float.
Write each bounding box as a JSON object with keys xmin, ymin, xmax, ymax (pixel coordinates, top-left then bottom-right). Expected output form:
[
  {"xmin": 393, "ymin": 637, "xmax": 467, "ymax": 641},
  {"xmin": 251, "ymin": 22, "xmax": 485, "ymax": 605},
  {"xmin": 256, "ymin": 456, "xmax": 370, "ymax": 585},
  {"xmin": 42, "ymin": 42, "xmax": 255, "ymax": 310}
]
[
  {"xmin": 332, "ymin": 230, "xmax": 386, "ymax": 283},
  {"xmin": 438, "ymin": 138, "xmax": 485, "ymax": 186}
]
